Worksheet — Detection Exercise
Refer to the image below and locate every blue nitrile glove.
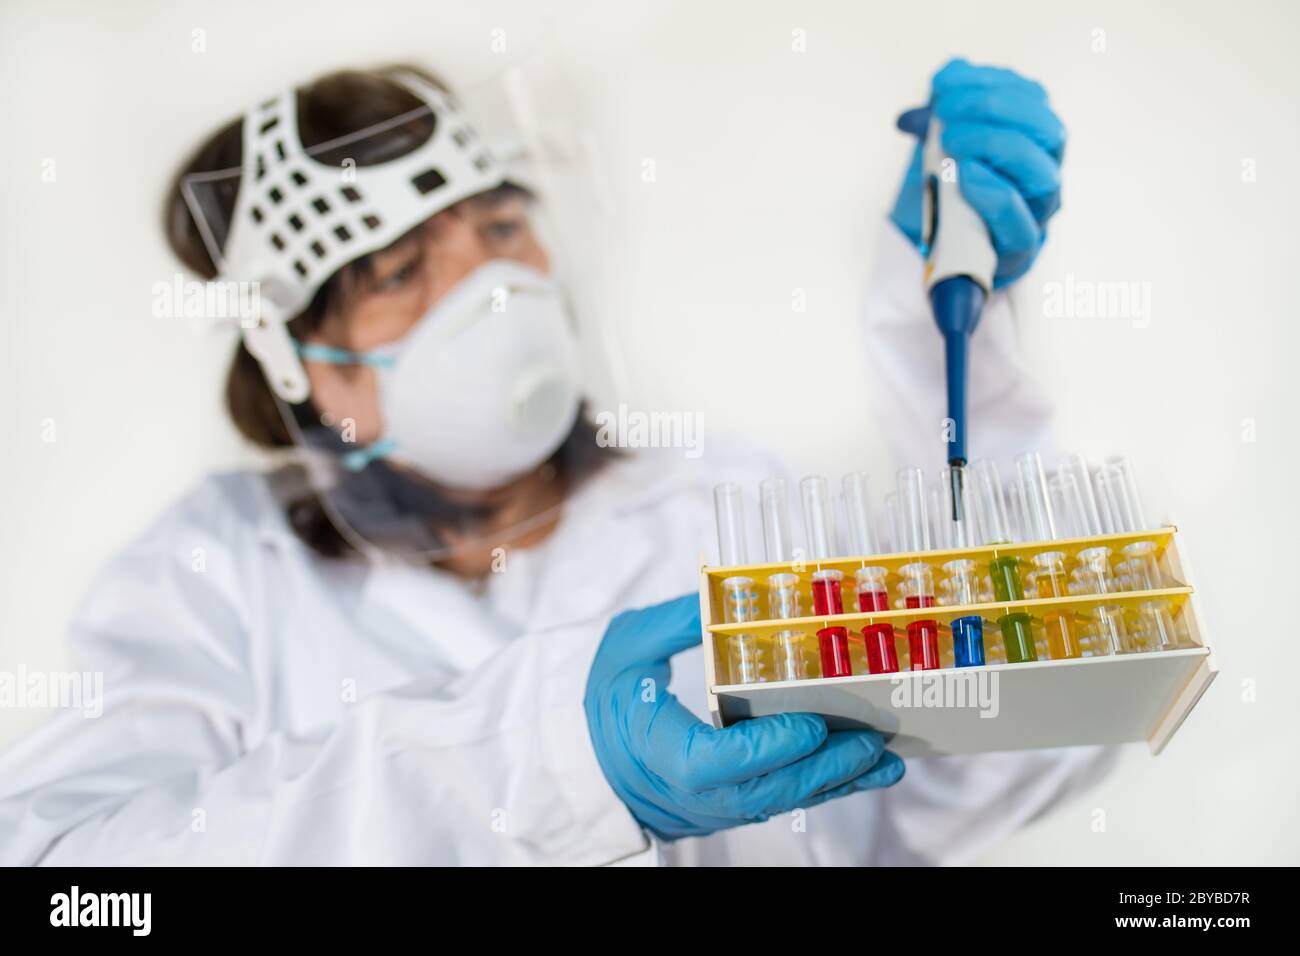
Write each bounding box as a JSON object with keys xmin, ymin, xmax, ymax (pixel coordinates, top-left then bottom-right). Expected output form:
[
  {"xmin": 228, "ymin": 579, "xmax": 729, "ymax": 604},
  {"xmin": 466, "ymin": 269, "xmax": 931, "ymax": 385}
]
[
  {"xmin": 584, "ymin": 594, "xmax": 905, "ymax": 840},
  {"xmin": 889, "ymin": 58, "xmax": 1066, "ymax": 287}
]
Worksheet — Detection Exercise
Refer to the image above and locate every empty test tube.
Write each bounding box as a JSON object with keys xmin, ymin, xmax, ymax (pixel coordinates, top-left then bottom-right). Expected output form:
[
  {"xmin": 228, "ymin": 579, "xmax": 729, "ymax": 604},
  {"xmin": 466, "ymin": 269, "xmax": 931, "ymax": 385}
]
[
  {"xmin": 801, "ymin": 476, "xmax": 852, "ymax": 678},
  {"xmin": 883, "ymin": 492, "xmax": 902, "ymax": 552},
  {"xmin": 1014, "ymin": 452, "xmax": 1083, "ymax": 659},
  {"xmin": 843, "ymin": 472, "xmax": 898, "ymax": 674},
  {"xmin": 937, "ymin": 465, "xmax": 981, "ymax": 607},
  {"xmin": 1051, "ymin": 456, "xmax": 1128, "ymax": 655},
  {"xmin": 1095, "ymin": 459, "xmax": 1175, "ymax": 652},
  {"xmin": 1060, "ymin": 453, "xmax": 1103, "ymax": 537},
  {"xmin": 1097, "ymin": 456, "xmax": 1164, "ymax": 590},
  {"xmin": 896, "ymin": 467, "xmax": 941, "ymax": 671},
  {"xmin": 713, "ymin": 483, "xmax": 769, "ymax": 683},
  {"xmin": 761, "ymin": 478, "xmax": 812, "ymax": 681}
]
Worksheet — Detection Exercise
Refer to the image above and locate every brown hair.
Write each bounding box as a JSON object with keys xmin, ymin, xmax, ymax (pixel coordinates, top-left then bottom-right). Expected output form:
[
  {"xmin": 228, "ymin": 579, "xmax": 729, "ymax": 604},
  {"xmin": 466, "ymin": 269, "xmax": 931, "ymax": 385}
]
[{"xmin": 163, "ymin": 65, "xmax": 610, "ymax": 557}]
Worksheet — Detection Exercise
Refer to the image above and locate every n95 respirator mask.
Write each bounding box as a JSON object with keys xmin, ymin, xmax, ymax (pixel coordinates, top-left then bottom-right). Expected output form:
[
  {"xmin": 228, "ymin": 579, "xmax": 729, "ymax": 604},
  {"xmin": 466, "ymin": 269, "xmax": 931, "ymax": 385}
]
[{"xmin": 312, "ymin": 259, "xmax": 584, "ymax": 493}]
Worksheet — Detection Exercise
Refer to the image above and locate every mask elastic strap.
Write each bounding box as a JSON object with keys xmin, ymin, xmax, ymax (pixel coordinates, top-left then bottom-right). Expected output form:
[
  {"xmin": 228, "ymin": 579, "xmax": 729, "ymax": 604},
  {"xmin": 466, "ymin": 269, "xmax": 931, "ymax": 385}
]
[
  {"xmin": 340, "ymin": 437, "xmax": 399, "ymax": 472},
  {"xmin": 293, "ymin": 339, "xmax": 398, "ymax": 369}
]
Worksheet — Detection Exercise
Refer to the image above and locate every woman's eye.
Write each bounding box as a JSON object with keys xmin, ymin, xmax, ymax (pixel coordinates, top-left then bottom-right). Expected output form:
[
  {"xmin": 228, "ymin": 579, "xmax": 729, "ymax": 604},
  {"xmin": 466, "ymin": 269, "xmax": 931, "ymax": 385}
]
[
  {"xmin": 483, "ymin": 220, "xmax": 522, "ymax": 242},
  {"xmin": 376, "ymin": 260, "xmax": 418, "ymax": 291}
]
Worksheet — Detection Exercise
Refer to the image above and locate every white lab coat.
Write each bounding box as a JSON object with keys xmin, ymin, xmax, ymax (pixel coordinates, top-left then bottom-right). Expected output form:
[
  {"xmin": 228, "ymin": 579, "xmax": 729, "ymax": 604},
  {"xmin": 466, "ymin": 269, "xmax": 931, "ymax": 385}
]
[{"xmin": 0, "ymin": 227, "xmax": 1111, "ymax": 865}]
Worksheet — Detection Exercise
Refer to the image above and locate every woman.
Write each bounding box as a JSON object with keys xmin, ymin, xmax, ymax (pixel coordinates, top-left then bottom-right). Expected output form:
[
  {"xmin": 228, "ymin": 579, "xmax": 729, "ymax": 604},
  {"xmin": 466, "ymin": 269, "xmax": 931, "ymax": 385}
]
[{"xmin": 0, "ymin": 59, "xmax": 1105, "ymax": 865}]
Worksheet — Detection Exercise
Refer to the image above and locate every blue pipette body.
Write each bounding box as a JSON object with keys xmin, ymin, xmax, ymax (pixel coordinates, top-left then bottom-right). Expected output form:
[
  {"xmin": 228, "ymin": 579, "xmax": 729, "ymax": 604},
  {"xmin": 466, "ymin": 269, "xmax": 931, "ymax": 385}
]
[{"xmin": 930, "ymin": 275, "xmax": 987, "ymax": 469}]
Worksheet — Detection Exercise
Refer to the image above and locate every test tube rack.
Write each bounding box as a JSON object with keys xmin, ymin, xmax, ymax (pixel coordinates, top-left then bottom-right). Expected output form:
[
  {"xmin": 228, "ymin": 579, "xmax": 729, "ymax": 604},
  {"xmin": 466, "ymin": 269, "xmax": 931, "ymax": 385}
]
[{"xmin": 699, "ymin": 526, "xmax": 1216, "ymax": 757}]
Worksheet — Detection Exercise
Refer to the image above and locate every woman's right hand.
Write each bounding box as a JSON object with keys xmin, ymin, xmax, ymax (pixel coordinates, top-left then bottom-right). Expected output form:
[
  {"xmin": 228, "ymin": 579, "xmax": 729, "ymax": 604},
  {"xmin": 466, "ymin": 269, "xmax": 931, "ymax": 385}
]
[{"xmin": 583, "ymin": 594, "xmax": 905, "ymax": 840}]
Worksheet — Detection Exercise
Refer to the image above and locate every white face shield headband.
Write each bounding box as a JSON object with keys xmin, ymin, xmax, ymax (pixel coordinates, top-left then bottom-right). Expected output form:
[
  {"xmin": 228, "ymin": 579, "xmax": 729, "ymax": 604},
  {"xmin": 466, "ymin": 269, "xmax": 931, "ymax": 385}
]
[
  {"xmin": 181, "ymin": 72, "xmax": 601, "ymax": 560},
  {"xmin": 192, "ymin": 71, "xmax": 509, "ymax": 402}
]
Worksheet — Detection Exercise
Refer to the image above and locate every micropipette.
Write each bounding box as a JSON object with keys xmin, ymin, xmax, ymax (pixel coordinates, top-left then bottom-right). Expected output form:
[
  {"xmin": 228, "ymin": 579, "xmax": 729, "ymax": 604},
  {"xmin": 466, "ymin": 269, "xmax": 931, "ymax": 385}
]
[
  {"xmin": 760, "ymin": 478, "xmax": 811, "ymax": 681},
  {"xmin": 713, "ymin": 483, "xmax": 769, "ymax": 683},
  {"xmin": 919, "ymin": 111, "xmax": 997, "ymax": 530}
]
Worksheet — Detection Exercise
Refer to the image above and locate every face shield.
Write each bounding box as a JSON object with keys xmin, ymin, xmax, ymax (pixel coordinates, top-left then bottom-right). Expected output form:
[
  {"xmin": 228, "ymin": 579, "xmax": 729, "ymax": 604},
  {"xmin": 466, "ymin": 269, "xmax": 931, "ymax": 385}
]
[{"xmin": 181, "ymin": 63, "xmax": 620, "ymax": 562}]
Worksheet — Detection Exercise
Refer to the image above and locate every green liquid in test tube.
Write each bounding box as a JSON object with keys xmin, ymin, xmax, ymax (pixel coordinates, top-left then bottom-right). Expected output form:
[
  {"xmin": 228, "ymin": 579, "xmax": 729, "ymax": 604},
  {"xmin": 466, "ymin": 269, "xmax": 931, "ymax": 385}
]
[{"xmin": 970, "ymin": 459, "xmax": 1035, "ymax": 663}]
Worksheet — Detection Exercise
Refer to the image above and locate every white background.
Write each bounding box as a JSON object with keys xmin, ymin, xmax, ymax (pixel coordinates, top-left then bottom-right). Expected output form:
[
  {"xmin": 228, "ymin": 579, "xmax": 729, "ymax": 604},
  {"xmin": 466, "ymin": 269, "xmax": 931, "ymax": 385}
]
[{"xmin": 1, "ymin": 0, "xmax": 1296, "ymax": 864}]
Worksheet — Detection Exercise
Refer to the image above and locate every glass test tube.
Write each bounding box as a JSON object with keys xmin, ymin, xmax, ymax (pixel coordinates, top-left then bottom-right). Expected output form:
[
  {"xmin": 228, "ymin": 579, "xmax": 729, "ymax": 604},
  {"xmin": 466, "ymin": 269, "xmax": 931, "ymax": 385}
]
[
  {"xmin": 1095, "ymin": 460, "xmax": 1176, "ymax": 652},
  {"xmin": 935, "ymin": 466, "xmax": 985, "ymax": 666},
  {"xmin": 896, "ymin": 467, "xmax": 941, "ymax": 671},
  {"xmin": 843, "ymin": 472, "xmax": 898, "ymax": 674},
  {"xmin": 761, "ymin": 478, "xmax": 812, "ymax": 681},
  {"xmin": 1014, "ymin": 452, "xmax": 1083, "ymax": 660},
  {"xmin": 1051, "ymin": 458, "xmax": 1128, "ymax": 655},
  {"xmin": 937, "ymin": 465, "xmax": 981, "ymax": 606},
  {"xmin": 713, "ymin": 483, "xmax": 769, "ymax": 683},
  {"xmin": 801, "ymin": 476, "xmax": 852, "ymax": 678},
  {"xmin": 1057, "ymin": 454, "xmax": 1116, "ymax": 592},
  {"xmin": 1098, "ymin": 456, "xmax": 1164, "ymax": 590},
  {"xmin": 971, "ymin": 459, "xmax": 1035, "ymax": 664}
]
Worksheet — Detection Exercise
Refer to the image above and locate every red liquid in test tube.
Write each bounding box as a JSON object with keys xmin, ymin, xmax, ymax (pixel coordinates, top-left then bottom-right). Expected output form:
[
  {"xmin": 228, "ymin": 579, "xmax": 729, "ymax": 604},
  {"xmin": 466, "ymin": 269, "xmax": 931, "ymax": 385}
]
[
  {"xmin": 812, "ymin": 572, "xmax": 844, "ymax": 615},
  {"xmin": 802, "ymin": 476, "xmax": 853, "ymax": 678},
  {"xmin": 818, "ymin": 626, "xmax": 853, "ymax": 678},
  {"xmin": 863, "ymin": 622, "xmax": 899, "ymax": 674},
  {"xmin": 858, "ymin": 588, "xmax": 889, "ymax": 612},
  {"xmin": 907, "ymin": 620, "xmax": 941, "ymax": 670},
  {"xmin": 812, "ymin": 571, "xmax": 851, "ymax": 676},
  {"xmin": 895, "ymin": 467, "xmax": 941, "ymax": 671}
]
